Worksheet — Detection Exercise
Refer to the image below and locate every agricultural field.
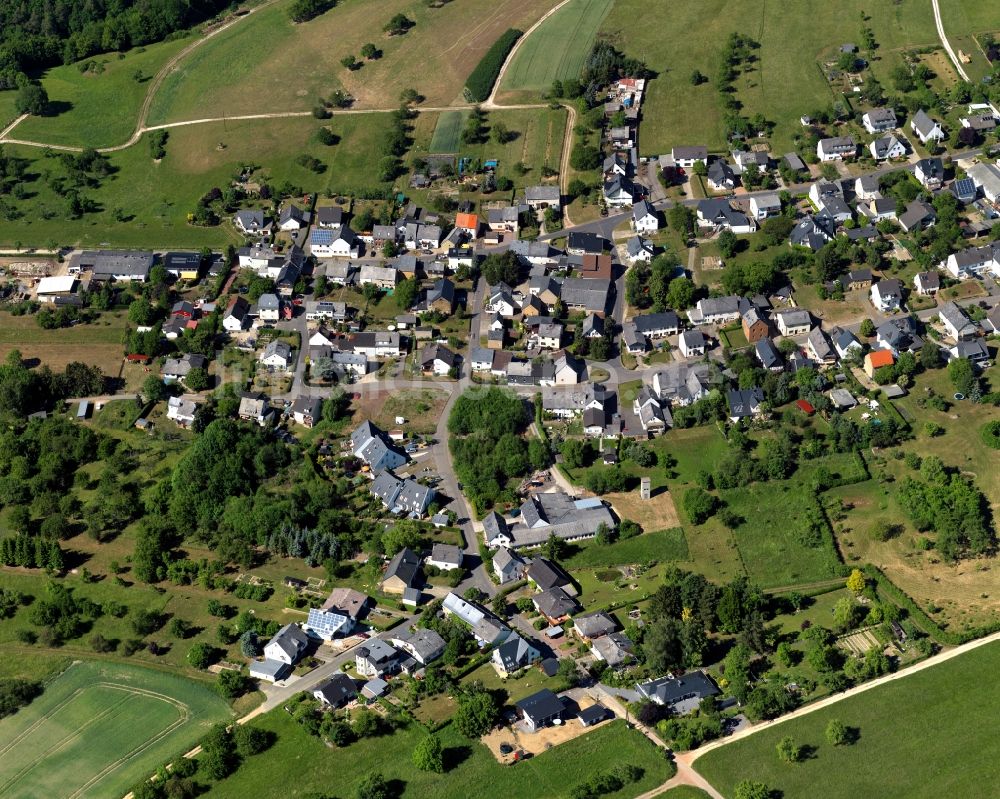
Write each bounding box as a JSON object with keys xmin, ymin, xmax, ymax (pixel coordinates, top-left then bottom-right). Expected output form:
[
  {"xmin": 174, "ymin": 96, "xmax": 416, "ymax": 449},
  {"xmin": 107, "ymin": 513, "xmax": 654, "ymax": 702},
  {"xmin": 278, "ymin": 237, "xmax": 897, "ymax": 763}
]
[
  {"xmin": 0, "ymin": 660, "xmax": 232, "ymax": 799},
  {"xmin": 695, "ymin": 641, "xmax": 1000, "ymax": 799},
  {"xmin": 430, "ymin": 110, "xmax": 470, "ymax": 153},
  {"xmin": 11, "ymin": 37, "xmax": 193, "ymax": 149},
  {"xmin": 147, "ymin": 0, "xmax": 556, "ymax": 123},
  {"xmin": 0, "ymin": 311, "xmax": 129, "ymax": 378},
  {"xmin": 0, "ymin": 113, "xmax": 393, "ymax": 249},
  {"xmin": 495, "ymin": 0, "xmax": 613, "ymax": 103},
  {"xmin": 202, "ymin": 713, "xmax": 673, "ymax": 799},
  {"xmin": 600, "ymin": 0, "xmax": 939, "ymax": 155}
]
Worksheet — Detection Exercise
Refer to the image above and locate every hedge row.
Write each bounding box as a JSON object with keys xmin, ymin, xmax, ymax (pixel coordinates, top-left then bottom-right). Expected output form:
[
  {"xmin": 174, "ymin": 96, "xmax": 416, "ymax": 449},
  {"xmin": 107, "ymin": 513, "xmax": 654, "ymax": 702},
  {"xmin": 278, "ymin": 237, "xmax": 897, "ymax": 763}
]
[{"xmin": 464, "ymin": 28, "xmax": 522, "ymax": 101}]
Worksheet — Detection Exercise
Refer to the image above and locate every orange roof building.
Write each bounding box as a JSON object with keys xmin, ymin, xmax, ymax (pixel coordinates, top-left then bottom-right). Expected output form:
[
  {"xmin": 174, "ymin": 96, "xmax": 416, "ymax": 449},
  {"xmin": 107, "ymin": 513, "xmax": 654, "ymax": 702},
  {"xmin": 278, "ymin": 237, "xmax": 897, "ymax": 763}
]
[
  {"xmin": 455, "ymin": 212, "xmax": 479, "ymax": 235},
  {"xmin": 580, "ymin": 253, "xmax": 613, "ymax": 280},
  {"xmin": 864, "ymin": 349, "xmax": 895, "ymax": 377}
]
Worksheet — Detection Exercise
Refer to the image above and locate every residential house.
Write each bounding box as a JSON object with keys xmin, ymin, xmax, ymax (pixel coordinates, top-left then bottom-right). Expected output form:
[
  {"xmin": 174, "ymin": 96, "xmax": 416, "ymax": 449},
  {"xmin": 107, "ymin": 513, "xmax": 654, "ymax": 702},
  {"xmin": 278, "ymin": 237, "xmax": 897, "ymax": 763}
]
[
  {"xmin": 492, "ymin": 545, "xmax": 526, "ymax": 584},
  {"xmin": 603, "ymin": 176, "xmax": 635, "ymax": 208},
  {"xmin": 260, "ymin": 340, "xmax": 291, "ymax": 370},
  {"xmin": 573, "ymin": 612, "xmax": 617, "ymax": 642},
  {"xmin": 238, "ymin": 394, "xmax": 270, "ymax": 425},
  {"xmin": 420, "ymin": 343, "xmax": 459, "ymax": 376},
  {"xmin": 305, "ymin": 300, "xmax": 349, "ymax": 322},
  {"xmin": 678, "ymin": 330, "xmax": 706, "ymax": 358},
  {"xmin": 843, "ymin": 269, "xmax": 873, "ymax": 290},
  {"xmin": 755, "ymin": 338, "xmax": 783, "ymax": 371},
  {"xmin": 749, "ymin": 192, "xmax": 781, "ymax": 220},
  {"xmin": 420, "ymin": 279, "xmax": 456, "ymax": 315},
  {"xmin": 726, "ymin": 387, "xmax": 765, "ymax": 422},
  {"xmin": 426, "ymin": 543, "xmax": 463, "ymax": 572},
  {"xmin": 355, "ymin": 639, "xmax": 401, "ymax": 677},
  {"xmin": 162, "ymin": 252, "xmax": 202, "ymax": 280},
  {"xmin": 775, "ymin": 309, "xmax": 811, "ymax": 337},
  {"xmin": 706, "ymin": 159, "xmax": 736, "ymax": 191},
  {"xmin": 732, "ymin": 149, "xmax": 770, "ymax": 173},
  {"xmin": 591, "ymin": 631, "xmax": 635, "ymax": 668},
  {"xmin": 258, "ymin": 292, "xmax": 281, "ymax": 322},
  {"xmin": 650, "ymin": 362, "xmax": 715, "ymax": 406},
  {"xmin": 626, "ymin": 235, "xmax": 654, "ymax": 262},
  {"xmin": 264, "ymin": 624, "xmax": 309, "ymax": 665},
  {"xmin": 234, "ymin": 209, "xmax": 269, "ymax": 236},
  {"xmin": 688, "ymin": 296, "xmax": 742, "ymax": 325},
  {"xmin": 351, "ymin": 420, "xmax": 407, "ymax": 473},
  {"xmin": 805, "ymin": 327, "xmax": 836, "ymax": 364},
  {"xmin": 380, "ymin": 547, "xmax": 423, "ymax": 596},
  {"xmin": 636, "ymin": 671, "xmax": 720, "ymax": 714},
  {"xmin": 968, "ymin": 162, "xmax": 1000, "ymax": 203},
  {"xmin": 632, "ymin": 200, "xmax": 659, "ymax": 233},
  {"xmin": 358, "ymin": 264, "xmax": 399, "ymax": 290},
  {"xmin": 490, "ymin": 493, "xmax": 616, "ymax": 550},
  {"xmin": 524, "ymin": 186, "xmax": 561, "ymax": 210},
  {"xmin": 278, "ymin": 204, "xmax": 308, "ymax": 231},
  {"xmin": 442, "ymin": 592, "xmax": 511, "ymax": 647},
  {"xmin": 985, "ymin": 306, "xmax": 1000, "ymax": 335},
  {"xmin": 486, "ymin": 286, "xmax": 517, "ymax": 317},
  {"xmin": 315, "ymin": 206, "xmax": 344, "ymax": 229},
  {"xmin": 566, "ymin": 231, "xmax": 608, "ymax": 255},
  {"xmin": 309, "ymin": 227, "xmax": 360, "ymax": 259},
  {"xmin": 858, "ymin": 197, "xmax": 898, "ymax": 223},
  {"xmin": 862, "ymin": 107, "xmax": 898, "ymax": 133},
  {"xmin": 876, "ymin": 317, "xmax": 922, "ymax": 355},
  {"xmin": 913, "ymin": 271, "xmax": 940, "ymax": 295},
  {"xmin": 322, "ymin": 587, "xmax": 372, "ymax": 622},
  {"xmin": 696, "ymin": 198, "xmax": 755, "ymax": 234},
  {"xmin": 942, "ymin": 245, "xmax": 996, "ymax": 279},
  {"xmin": 166, "ymin": 396, "xmax": 198, "ymax": 428},
  {"xmin": 910, "ymin": 109, "xmax": 945, "ymax": 144},
  {"xmin": 864, "ymin": 349, "xmax": 895, "ymax": 377},
  {"xmin": 390, "ymin": 628, "xmax": 446, "ymax": 665},
  {"xmin": 915, "ymin": 158, "xmax": 944, "ymax": 189},
  {"xmin": 70, "ymin": 250, "xmax": 154, "ymax": 282},
  {"xmin": 454, "ymin": 212, "xmax": 479, "ymax": 238},
  {"xmin": 370, "ymin": 472, "xmax": 436, "ymax": 520},
  {"xmin": 951, "ymin": 338, "xmax": 990, "ymax": 368},
  {"xmin": 487, "ymin": 205, "xmax": 524, "ymax": 233},
  {"xmin": 532, "ymin": 587, "xmax": 580, "ymax": 623},
  {"xmin": 939, "ymin": 301, "xmax": 977, "ymax": 340},
  {"xmin": 634, "ymin": 385, "xmax": 670, "ymax": 433},
  {"xmin": 951, "ymin": 177, "xmax": 978, "ymax": 205},
  {"xmin": 671, "ymin": 146, "xmax": 708, "ymax": 169},
  {"xmin": 290, "ymin": 396, "xmax": 322, "ymax": 428},
  {"xmin": 871, "ymin": 279, "xmax": 904, "ymax": 312},
  {"xmin": 855, "ymin": 174, "xmax": 881, "ymax": 200},
  {"xmin": 579, "ymin": 253, "xmax": 613, "ymax": 280},
  {"xmin": 580, "ymin": 313, "xmax": 604, "ymax": 339},
  {"xmin": 530, "ymin": 322, "xmax": 564, "ymax": 351},
  {"xmin": 492, "ymin": 632, "xmax": 542, "ymax": 677},
  {"xmin": 516, "ymin": 689, "xmax": 566, "ymax": 731},
  {"xmin": 789, "ymin": 215, "xmax": 834, "ymax": 251},
  {"xmin": 162, "ymin": 353, "xmax": 207, "ymax": 382},
  {"xmin": 831, "ymin": 327, "xmax": 863, "ymax": 360},
  {"xmin": 870, "ymin": 134, "xmax": 906, "ymax": 161},
  {"xmin": 741, "ymin": 307, "xmax": 770, "ymax": 343},
  {"xmin": 303, "ymin": 608, "xmax": 353, "ymax": 641},
  {"xmin": 312, "ymin": 674, "xmax": 357, "ymax": 707},
  {"xmin": 898, "ymin": 200, "xmax": 937, "ymax": 233},
  {"xmin": 817, "ymin": 136, "xmax": 857, "ymax": 161},
  {"xmin": 560, "ymin": 278, "xmax": 611, "ymax": 315}
]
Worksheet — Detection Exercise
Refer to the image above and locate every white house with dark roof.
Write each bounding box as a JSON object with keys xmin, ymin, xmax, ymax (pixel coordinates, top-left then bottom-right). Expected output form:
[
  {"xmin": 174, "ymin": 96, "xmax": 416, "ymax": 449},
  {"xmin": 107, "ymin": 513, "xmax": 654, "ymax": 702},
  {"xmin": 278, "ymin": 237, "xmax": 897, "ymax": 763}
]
[
  {"xmin": 862, "ymin": 107, "xmax": 898, "ymax": 134},
  {"xmin": 910, "ymin": 109, "xmax": 945, "ymax": 144},
  {"xmin": 817, "ymin": 136, "xmax": 857, "ymax": 161},
  {"xmin": 942, "ymin": 245, "xmax": 997, "ymax": 279},
  {"xmin": 351, "ymin": 420, "xmax": 406, "ymax": 473},
  {"xmin": 913, "ymin": 271, "xmax": 940, "ymax": 295},
  {"xmin": 632, "ymin": 200, "xmax": 659, "ymax": 233},
  {"xmin": 869, "ymin": 134, "xmax": 906, "ymax": 161},
  {"xmin": 492, "ymin": 632, "xmax": 541, "ymax": 677},
  {"xmin": 749, "ymin": 192, "xmax": 781, "ymax": 220},
  {"xmin": 671, "ymin": 146, "xmax": 708, "ymax": 168},
  {"xmin": 264, "ymin": 624, "xmax": 310, "ymax": 665},
  {"xmin": 871, "ymin": 279, "xmax": 904, "ymax": 312},
  {"xmin": 938, "ymin": 301, "xmax": 977, "ymax": 340},
  {"xmin": 678, "ymin": 329, "xmax": 706, "ymax": 358}
]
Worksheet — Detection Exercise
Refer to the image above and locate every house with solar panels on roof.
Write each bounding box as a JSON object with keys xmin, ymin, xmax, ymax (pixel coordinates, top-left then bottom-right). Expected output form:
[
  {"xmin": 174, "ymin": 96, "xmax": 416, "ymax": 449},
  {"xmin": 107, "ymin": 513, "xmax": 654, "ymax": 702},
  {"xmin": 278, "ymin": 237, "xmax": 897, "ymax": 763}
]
[{"xmin": 309, "ymin": 226, "xmax": 360, "ymax": 259}]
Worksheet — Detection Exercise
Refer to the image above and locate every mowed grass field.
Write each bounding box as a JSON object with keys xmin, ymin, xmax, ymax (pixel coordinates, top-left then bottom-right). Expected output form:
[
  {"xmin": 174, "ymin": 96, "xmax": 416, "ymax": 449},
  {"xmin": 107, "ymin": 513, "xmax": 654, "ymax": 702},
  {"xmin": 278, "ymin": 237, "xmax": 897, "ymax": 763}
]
[
  {"xmin": 12, "ymin": 38, "xmax": 192, "ymax": 148},
  {"xmin": 0, "ymin": 660, "xmax": 232, "ymax": 799},
  {"xmin": 147, "ymin": 0, "xmax": 556, "ymax": 123},
  {"xmin": 600, "ymin": 0, "xmax": 939, "ymax": 155},
  {"xmin": 0, "ymin": 312, "xmax": 128, "ymax": 377},
  {"xmin": 0, "ymin": 113, "xmax": 393, "ymax": 248},
  {"xmin": 695, "ymin": 641, "xmax": 1000, "ymax": 799},
  {"xmin": 495, "ymin": 0, "xmax": 613, "ymax": 103},
  {"xmin": 203, "ymin": 714, "xmax": 673, "ymax": 799},
  {"xmin": 429, "ymin": 110, "xmax": 469, "ymax": 153}
]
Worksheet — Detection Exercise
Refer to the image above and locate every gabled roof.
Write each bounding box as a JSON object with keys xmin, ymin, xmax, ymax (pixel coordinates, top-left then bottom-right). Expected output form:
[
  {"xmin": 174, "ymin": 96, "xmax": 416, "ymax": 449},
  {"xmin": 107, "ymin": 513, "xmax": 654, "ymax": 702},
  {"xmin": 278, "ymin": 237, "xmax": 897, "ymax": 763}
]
[
  {"xmin": 383, "ymin": 547, "xmax": 422, "ymax": 588},
  {"xmin": 515, "ymin": 688, "xmax": 565, "ymax": 721}
]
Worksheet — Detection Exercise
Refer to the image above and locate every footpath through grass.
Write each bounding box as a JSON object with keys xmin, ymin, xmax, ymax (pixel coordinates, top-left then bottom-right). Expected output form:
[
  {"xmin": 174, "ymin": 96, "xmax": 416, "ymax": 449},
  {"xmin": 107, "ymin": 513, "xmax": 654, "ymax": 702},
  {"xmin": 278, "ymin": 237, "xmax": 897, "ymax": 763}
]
[
  {"xmin": 0, "ymin": 659, "xmax": 232, "ymax": 799},
  {"xmin": 204, "ymin": 714, "xmax": 673, "ymax": 799},
  {"xmin": 696, "ymin": 641, "xmax": 1000, "ymax": 799}
]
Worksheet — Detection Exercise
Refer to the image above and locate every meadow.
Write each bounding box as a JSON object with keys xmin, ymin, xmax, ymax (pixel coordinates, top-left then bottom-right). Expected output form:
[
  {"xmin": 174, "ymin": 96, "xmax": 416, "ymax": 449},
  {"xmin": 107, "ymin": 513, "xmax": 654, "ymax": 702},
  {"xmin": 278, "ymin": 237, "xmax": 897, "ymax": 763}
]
[
  {"xmin": 147, "ymin": 0, "xmax": 556, "ymax": 123},
  {"xmin": 0, "ymin": 660, "xmax": 232, "ymax": 799},
  {"xmin": 495, "ymin": 0, "xmax": 613, "ymax": 103},
  {"xmin": 563, "ymin": 527, "xmax": 689, "ymax": 568},
  {"xmin": 695, "ymin": 641, "xmax": 1000, "ymax": 799},
  {"xmin": 0, "ymin": 113, "xmax": 393, "ymax": 249},
  {"xmin": 12, "ymin": 38, "xmax": 193, "ymax": 149},
  {"xmin": 599, "ymin": 0, "xmax": 940, "ymax": 155},
  {"xmin": 429, "ymin": 110, "xmax": 470, "ymax": 153},
  {"xmin": 202, "ymin": 714, "xmax": 673, "ymax": 799}
]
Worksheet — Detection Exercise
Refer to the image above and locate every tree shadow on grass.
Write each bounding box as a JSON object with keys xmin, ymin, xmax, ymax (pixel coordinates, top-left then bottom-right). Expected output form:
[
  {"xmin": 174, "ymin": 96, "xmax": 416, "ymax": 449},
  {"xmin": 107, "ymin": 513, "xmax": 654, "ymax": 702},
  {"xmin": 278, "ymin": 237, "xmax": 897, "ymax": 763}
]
[{"xmin": 442, "ymin": 744, "xmax": 472, "ymax": 771}]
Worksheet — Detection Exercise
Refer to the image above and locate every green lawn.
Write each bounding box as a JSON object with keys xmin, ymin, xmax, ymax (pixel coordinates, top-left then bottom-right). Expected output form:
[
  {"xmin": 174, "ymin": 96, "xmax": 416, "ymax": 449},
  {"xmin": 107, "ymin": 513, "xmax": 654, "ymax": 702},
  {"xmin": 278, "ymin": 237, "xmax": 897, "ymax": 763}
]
[
  {"xmin": 564, "ymin": 528, "xmax": 689, "ymax": 568},
  {"xmin": 430, "ymin": 110, "xmax": 470, "ymax": 153},
  {"xmin": 0, "ymin": 660, "xmax": 232, "ymax": 799},
  {"xmin": 600, "ymin": 0, "xmax": 938, "ymax": 155},
  {"xmin": 696, "ymin": 641, "xmax": 1000, "ymax": 799},
  {"xmin": 663, "ymin": 789, "xmax": 713, "ymax": 799},
  {"xmin": 0, "ymin": 91, "xmax": 19, "ymax": 130},
  {"xmin": 13, "ymin": 38, "xmax": 192, "ymax": 148},
  {"xmin": 496, "ymin": 0, "xmax": 612, "ymax": 101},
  {"xmin": 204, "ymin": 714, "xmax": 674, "ymax": 799}
]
